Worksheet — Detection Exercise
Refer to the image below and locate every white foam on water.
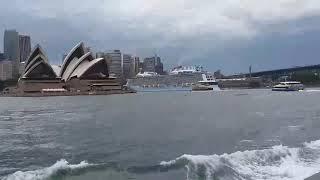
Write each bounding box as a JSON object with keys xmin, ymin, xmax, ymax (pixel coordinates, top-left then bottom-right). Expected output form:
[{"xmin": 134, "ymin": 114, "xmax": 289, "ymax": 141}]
[
  {"xmin": 5, "ymin": 140, "xmax": 320, "ymax": 180},
  {"xmin": 161, "ymin": 140, "xmax": 320, "ymax": 180},
  {"xmin": 304, "ymin": 89, "xmax": 320, "ymax": 92},
  {"xmin": 239, "ymin": 140, "xmax": 254, "ymax": 143},
  {"xmin": 2, "ymin": 159, "xmax": 92, "ymax": 180},
  {"xmin": 304, "ymin": 140, "xmax": 320, "ymax": 149}
]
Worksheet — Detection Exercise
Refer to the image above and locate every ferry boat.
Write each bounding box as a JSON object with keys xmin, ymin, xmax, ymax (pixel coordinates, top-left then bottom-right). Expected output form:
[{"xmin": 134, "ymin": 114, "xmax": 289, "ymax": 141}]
[
  {"xmin": 192, "ymin": 74, "xmax": 220, "ymax": 91},
  {"xmin": 272, "ymin": 81, "xmax": 304, "ymax": 91}
]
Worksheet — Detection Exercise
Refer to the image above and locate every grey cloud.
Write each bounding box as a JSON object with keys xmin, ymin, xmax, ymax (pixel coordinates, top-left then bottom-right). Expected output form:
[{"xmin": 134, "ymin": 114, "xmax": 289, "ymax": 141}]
[{"xmin": 1, "ymin": 0, "xmax": 320, "ymax": 73}]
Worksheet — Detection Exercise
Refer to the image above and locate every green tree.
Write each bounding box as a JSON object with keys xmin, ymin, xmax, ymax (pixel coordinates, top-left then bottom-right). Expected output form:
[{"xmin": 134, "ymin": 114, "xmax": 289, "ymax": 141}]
[{"xmin": 291, "ymin": 71, "xmax": 320, "ymax": 84}]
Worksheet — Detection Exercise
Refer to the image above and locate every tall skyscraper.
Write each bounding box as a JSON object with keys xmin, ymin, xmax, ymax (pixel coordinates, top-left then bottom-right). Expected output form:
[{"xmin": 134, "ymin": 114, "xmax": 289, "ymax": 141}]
[
  {"xmin": 154, "ymin": 55, "xmax": 164, "ymax": 75},
  {"xmin": 4, "ymin": 30, "xmax": 20, "ymax": 77},
  {"xmin": 133, "ymin": 56, "xmax": 140, "ymax": 75},
  {"xmin": 143, "ymin": 55, "xmax": 164, "ymax": 74},
  {"xmin": 19, "ymin": 35, "xmax": 31, "ymax": 62},
  {"xmin": 143, "ymin": 57, "xmax": 156, "ymax": 72},
  {"xmin": 122, "ymin": 54, "xmax": 134, "ymax": 79},
  {"xmin": 105, "ymin": 50, "xmax": 123, "ymax": 78}
]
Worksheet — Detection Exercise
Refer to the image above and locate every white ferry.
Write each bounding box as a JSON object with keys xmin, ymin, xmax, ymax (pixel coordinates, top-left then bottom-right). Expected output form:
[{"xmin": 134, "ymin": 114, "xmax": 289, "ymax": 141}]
[
  {"xmin": 272, "ymin": 81, "xmax": 304, "ymax": 91},
  {"xmin": 192, "ymin": 74, "xmax": 220, "ymax": 91}
]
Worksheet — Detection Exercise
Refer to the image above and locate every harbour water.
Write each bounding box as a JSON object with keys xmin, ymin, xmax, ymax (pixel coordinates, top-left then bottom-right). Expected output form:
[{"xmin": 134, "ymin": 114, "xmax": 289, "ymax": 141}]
[{"xmin": 2, "ymin": 89, "xmax": 320, "ymax": 180}]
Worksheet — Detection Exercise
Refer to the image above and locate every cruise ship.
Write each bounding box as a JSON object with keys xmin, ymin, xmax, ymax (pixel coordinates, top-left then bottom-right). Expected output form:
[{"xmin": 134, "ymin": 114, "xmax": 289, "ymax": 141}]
[{"xmin": 128, "ymin": 73, "xmax": 220, "ymax": 92}]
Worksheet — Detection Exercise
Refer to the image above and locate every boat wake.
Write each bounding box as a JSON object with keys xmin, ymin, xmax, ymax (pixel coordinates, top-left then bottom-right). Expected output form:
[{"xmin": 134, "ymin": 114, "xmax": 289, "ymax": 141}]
[
  {"xmin": 161, "ymin": 140, "xmax": 320, "ymax": 180},
  {"xmin": 304, "ymin": 89, "xmax": 320, "ymax": 92},
  {"xmin": 2, "ymin": 159, "xmax": 95, "ymax": 180},
  {"xmin": 3, "ymin": 140, "xmax": 320, "ymax": 180}
]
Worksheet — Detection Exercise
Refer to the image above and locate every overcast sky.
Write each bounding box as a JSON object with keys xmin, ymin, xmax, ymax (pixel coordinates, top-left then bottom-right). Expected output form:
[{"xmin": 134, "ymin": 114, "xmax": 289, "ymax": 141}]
[{"xmin": 1, "ymin": 0, "xmax": 320, "ymax": 74}]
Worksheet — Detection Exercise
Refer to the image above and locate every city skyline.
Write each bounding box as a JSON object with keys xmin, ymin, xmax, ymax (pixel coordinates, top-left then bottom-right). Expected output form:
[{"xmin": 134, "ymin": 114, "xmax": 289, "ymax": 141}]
[
  {"xmin": 1, "ymin": 27, "xmax": 165, "ymax": 81},
  {"xmin": 1, "ymin": 1, "xmax": 320, "ymax": 74},
  {"xmin": 0, "ymin": 31, "xmax": 167, "ymax": 71}
]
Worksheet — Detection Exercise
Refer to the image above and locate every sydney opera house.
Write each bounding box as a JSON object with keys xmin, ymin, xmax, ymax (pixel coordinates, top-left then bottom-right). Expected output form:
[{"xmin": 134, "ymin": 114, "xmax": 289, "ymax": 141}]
[{"xmin": 18, "ymin": 42, "xmax": 122, "ymax": 94}]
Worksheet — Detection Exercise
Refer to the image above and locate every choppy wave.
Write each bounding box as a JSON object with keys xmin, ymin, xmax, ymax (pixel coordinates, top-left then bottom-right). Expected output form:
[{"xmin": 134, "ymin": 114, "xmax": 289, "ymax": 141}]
[
  {"xmin": 2, "ymin": 159, "xmax": 94, "ymax": 180},
  {"xmin": 4, "ymin": 140, "xmax": 320, "ymax": 180},
  {"xmin": 160, "ymin": 140, "xmax": 320, "ymax": 180}
]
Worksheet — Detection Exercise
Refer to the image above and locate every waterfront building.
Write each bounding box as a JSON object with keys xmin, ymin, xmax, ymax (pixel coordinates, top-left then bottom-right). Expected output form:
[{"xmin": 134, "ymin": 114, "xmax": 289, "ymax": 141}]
[
  {"xmin": 133, "ymin": 56, "xmax": 140, "ymax": 75},
  {"xmin": 19, "ymin": 61, "xmax": 26, "ymax": 75},
  {"xmin": 139, "ymin": 61, "xmax": 144, "ymax": 72},
  {"xmin": 143, "ymin": 55, "xmax": 164, "ymax": 74},
  {"xmin": 155, "ymin": 56, "xmax": 164, "ymax": 75},
  {"xmin": 4, "ymin": 30, "xmax": 20, "ymax": 77},
  {"xmin": 19, "ymin": 35, "xmax": 31, "ymax": 62},
  {"xmin": 122, "ymin": 54, "xmax": 134, "ymax": 79},
  {"xmin": 0, "ymin": 60, "xmax": 13, "ymax": 80},
  {"xmin": 143, "ymin": 57, "xmax": 155, "ymax": 72},
  {"xmin": 18, "ymin": 42, "xmax": 121, "ymax": 93},
  {"xmin": 105, "ymin": 50, "xmax": 123, "ymax": 78}
]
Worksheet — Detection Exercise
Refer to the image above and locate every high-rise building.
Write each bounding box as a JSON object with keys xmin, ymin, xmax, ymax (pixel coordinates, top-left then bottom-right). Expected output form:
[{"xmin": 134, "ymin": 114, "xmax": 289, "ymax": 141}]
[
  {"xmin": 133, "ymin": 56, "xmax": 140, "ymax": 75},
  {"xmin": 143, "ymin": 57, "xmax": 156, "ymax": 72},
  {"xmin": 0, "ymin": 60, "xmax": 13, "ymax": 80},
  {"xmin": 122, "ymin": 54, "xmax": 134, "ymax": 79},
  {"xmin": 19, "ymin": 35, "xmax": 31, "ymax": 62},
  {"xmin": 4, "ymin": 30, "xmax": 20, "ymax": 77},
  {"xmin": 105, "ymin": 50, "xmax": 123, "ymax": 78},
  {"xmin": 155, "ymin": 55, "xmax": 164, "ymax": 75},
  {"xmin": 143, "ymin": 55, "xmax": 164, "ymax": 74},
  {"xmin": 19, "ymin": 61, "xmax": 26, "ymax": 75}
]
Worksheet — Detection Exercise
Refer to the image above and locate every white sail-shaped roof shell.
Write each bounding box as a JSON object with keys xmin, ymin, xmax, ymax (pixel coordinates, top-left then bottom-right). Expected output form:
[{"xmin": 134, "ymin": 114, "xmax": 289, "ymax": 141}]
[
  {"xmin": 69, "ymin": 58, "xmax": 105, "ymax": 79},
  {"xmin": 61, "ymin": 57, "xmax": 80, "ymax": 81},
  {"xmin": 61, "ymin": 52, "xmax": 94, "ymax": 81},
  {"xmin": 24, "ymin": 45, "xmax": 48, "ymax": 68},
  {"xmin": 23, "ymin": 60, "xmax": 57, "ymax": 78},
  {"xmin": 59, "ymin": 42, "xmax": 85, "ymax": 77},
  {"xmin": 20, "ymin": 42, "xmax": 110, "ymax": 81},
  {"xmin": 24, "ymin": 54, "xmax": 49, "ymax": 73},
  {"xmin": 22, "ymin": 44, "xmax": 57, "ymax": 79}
]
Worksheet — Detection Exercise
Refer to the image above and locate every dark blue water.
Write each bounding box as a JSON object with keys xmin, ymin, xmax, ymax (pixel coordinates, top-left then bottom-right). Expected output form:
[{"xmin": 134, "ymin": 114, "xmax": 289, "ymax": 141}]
[{"xmin": 2, "ymin": 89, "xmax": 320, "ymax": 180}]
